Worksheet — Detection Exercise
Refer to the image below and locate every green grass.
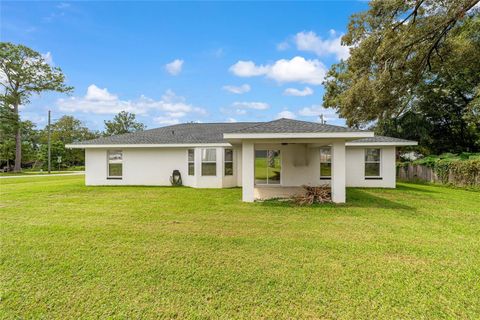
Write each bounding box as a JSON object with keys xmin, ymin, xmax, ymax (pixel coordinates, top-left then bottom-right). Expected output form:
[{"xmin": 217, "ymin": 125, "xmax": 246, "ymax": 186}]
[
  {"xmin": 0, "ymin": 171, "xmax": 79, "ymax": 176},
  {"xmin": 1, "ymin": 176, "xmax": 479, "ymax": 319}
]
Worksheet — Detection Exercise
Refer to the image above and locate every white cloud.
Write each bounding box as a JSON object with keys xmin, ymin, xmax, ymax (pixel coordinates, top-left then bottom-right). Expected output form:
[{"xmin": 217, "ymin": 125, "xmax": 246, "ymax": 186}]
[
  {"xmin": 222, "ymin": 84, "xmax": 251, "ymax": 94},
  {"xmin": 283, "ymin": 86, "xmax": 314, "ymax": 97},
  {"xmin": 85, "ymin": 84, "xmax": 117, "ymax": 101},
  {"xmin": 232, "ymin": 101, "xmax": 269, "ymax": 110},
  {"xmin": 229, "ymin": 60, "xmax": 268, "ymax": 77},
  {"xmin": 226, "ymin": 117, "xmax": 237, "ymax": 123},
  {"xmin": 229, "ymin": 56, "xmax": 326, "ymax": 85},
  {"xmin": 267, "ymin": 57, "xmax": 326, "ymax": 85},
  {"xmin": 276, "ymin": 110, "xmax": 296, "ymax": 119},
  {"xmin": 165, "ymin": 59, "xmax": 184, "ymax": 75},
  {"xmin": 57, "ymin": 86, "xmax": 206, "ymax": 122},
  {"xmin": 298, "ymin": 104, "xmax": 338, "ymax": 123},
  {"xmin": 294, "ymin": 31, "xmax": 350, "ymax": 60},
  {"xmin": 41, "ymin": 52, "xmax": 53, "ymax": 65},
  {"xmin": 22, "ymin": 112, "xmax": 46, "ymax": 125}
]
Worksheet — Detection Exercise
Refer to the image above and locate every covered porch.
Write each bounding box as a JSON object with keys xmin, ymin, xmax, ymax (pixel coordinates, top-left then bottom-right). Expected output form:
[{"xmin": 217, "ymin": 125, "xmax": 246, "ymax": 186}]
[
  {"xmin": 223, "ymin": 119, "xmax": 375, "ymax": 204},
  {"xmin": 238, "ymin": 140, "xmax": 348, "ymax": 203}
]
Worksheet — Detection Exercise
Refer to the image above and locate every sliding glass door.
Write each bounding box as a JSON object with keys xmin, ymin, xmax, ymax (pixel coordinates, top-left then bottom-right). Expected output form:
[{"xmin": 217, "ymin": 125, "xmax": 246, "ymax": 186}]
[{"xmin": 255, "ymin": 150, "xmax": 281, "ymax": 185}]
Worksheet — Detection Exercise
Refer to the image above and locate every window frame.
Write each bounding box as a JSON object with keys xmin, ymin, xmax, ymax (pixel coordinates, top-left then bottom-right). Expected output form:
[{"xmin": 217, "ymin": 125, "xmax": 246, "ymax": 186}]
[
  {"xmin": 254, "ymin": 149, "xmax": 282, "ymax": 185},
  {"xmin": 364, "ymin": 148, "xmax": 382, "ymax": 179},
  {"xmin": 107, "ymin": 150, "xmax": 123, "ymax": 179},
  {"xmin": 201, "ymin": 148, "xmax": 217, "ymax": 176},
  {"xmin": 187, "ymin": 149, "xmax": 195, "ymax": 176},
  {"xmin": 224, "ymin": 148, "xmax": 233, "ymax": 176},
  {"xmin": 319, "ymin": 147, "xmax": 332, "ymax": 180}
]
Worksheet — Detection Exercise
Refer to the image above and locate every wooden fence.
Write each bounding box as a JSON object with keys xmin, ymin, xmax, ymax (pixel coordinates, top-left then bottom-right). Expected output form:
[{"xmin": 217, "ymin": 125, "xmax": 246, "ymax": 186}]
[{"xmin": 397, "ymin": 164, "xmax": 480, "ymax": 187}]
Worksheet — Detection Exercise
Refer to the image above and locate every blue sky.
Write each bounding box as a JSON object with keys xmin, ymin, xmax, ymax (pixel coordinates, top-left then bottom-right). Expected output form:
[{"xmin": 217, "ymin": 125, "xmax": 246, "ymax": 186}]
[{"xmin": 2, "ymin": 1, "xmax": 368, "ymax": 130}]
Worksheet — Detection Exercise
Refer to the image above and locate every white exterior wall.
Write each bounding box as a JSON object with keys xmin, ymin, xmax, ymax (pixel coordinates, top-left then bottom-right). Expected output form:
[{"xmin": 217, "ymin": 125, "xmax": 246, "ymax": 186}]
[
  {"xmin": 85, "ymin": 148, "xmax": 192, "ymax": 186},
  {"xmin": 85, "ymin": 146, "xmax": 239, "ymax": 188},
  {"xmin": 331, "ymin": 141, "xmax": 346, "ymax": 203},
  {"xmin": 84, "ymin": 145, "xmax": 397, "ymax": 190},
  {"xmin": 241, "ymin": 142, "xmax": 255, "ymax": 202},
  {"xmin": 345, "ymin": 146, "xmax": 396, "ymax": 188}
]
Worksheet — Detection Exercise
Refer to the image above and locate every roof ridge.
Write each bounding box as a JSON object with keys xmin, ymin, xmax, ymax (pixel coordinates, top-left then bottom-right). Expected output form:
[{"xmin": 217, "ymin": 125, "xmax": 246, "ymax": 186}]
[{"xmin": 229, "ymin": 120, "xmax": 279, "ymax": 133}]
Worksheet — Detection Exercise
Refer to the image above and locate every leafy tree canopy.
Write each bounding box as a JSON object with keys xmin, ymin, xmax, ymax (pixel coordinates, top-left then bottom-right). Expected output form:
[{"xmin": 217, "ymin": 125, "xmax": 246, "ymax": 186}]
[
  {"xmin": 0, "ymin": 42, "xmax": 73, "ymax": 107},
  {"xmin": 323, "ymin": 0, "xmax": 480, "ymax": 153},
  {"xmin": 38, "ymin": 116, "xmax": 100, "ymax": 168},
  {"xmin": 104, "ymin": 111, "xmax": 146, "ymax": 136}
]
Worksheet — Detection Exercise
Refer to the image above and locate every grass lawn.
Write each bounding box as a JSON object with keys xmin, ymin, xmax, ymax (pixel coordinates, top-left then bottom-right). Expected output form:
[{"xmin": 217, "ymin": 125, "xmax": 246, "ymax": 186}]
[
  {"xmin": 1, "ymin": 176, "xmax": 479, "ymax": 319},
  {"xmin": 0, "ymin": 171, "xmax": 79, "ymax": 176}
]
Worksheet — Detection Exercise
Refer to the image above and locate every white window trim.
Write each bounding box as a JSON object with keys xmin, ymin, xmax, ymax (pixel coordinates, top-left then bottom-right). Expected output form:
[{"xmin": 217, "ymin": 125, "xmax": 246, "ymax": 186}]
[
  {"xmin": 364, "ymin": 148, "xmax": 382, "ymax": 179},
  {"xmin": 187, "ymin": 149, "xmax": 195, "ymax": 176},
  {"xmin": 201, "ymin": 148, "xmax": 217, "ymax": 176},
  {"xmin": 320, "ymin": 147, "xmax": 332, "ymax": 180},
  {"xmin": 224, "ymin": 148, "xmax": 233, "ymax": 176},
  {"xmin": 254, "ymin": 149, "xmax": 282, "ymax": 186},
  {"xmin": 107, "ymin": 150, "xmax": 123, "ymax": 179}
]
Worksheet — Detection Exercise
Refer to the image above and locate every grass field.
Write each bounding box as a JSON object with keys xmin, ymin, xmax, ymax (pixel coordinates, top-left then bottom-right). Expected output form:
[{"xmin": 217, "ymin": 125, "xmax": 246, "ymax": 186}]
[
  {"xmin": 0, "ymin": 171, "xmax": 78, "ymax": 176},
  {"xmin": 1, "ymin": 176, "xmax": 479, "ymax": 319}
]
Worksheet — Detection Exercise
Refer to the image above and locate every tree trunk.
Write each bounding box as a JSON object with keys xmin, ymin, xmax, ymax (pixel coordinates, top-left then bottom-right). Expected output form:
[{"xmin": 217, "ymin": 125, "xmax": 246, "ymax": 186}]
[{"xmin": 13, "ymin": 103, "xmax": 21, "ymax": 172}]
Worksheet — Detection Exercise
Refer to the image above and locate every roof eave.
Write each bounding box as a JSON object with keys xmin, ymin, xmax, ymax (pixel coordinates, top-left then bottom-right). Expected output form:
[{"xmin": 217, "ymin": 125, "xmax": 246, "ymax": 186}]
[
  {"xmin": 65, "ymin": 142, "xmax": 232, "ymax": 149},
  {"xmin": 346, "ymin": 141, "xmax": 418, "ymax": 146}
]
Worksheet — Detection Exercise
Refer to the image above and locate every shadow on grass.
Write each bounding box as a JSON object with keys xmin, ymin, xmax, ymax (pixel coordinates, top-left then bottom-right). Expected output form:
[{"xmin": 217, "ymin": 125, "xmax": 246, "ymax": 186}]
[
  {"xmin": 396, "ymin": 183, "xmax": 438, "ymax": 193},
  {"xmin": 258, "ymin": 188, "xmax": 414, "ymax": 211},
  {"xmin": 345, "ymin": 188, "xmax": 414, "ymax": 211}
]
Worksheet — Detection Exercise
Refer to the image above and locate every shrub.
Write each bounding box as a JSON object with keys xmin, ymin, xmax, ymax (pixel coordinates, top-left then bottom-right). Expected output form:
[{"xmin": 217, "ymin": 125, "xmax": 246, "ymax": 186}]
[{"xmin": 398, "ymin": 153, "xmax": 480, "ymax": 187}]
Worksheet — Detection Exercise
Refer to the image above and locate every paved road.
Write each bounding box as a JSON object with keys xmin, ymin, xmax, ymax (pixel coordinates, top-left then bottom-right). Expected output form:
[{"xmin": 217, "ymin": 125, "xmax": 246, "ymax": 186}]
[{"xmin": 0, "ymin": 172, "xmax": 85, "ymax": 179}]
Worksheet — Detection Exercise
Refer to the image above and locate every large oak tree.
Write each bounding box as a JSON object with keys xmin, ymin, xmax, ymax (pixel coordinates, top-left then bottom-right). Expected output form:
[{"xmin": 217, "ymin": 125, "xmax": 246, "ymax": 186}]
[{"xmin": 323, "ymin": 0, "xmax": 479, "ymax": 153}]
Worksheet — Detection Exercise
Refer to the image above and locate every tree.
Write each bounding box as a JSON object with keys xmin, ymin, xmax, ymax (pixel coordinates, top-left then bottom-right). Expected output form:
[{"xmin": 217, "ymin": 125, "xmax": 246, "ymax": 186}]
[
  {"xmin": 375, "ymin": 15, "xmax": 480, "ymax": 153},
  {"xmin": 39, "ymin": 115, "xmax": 99, "ymax": 168},
  {"xmin": 0, "ymin": 43, "xmax": 73, "ymax": 171},
  {"xmin": 104, "ymin": 111, "xmax": 145, "ymax": 136},
  {"xmin": 323, "ymin": 0, "xmax": 480, "ymax": 153},
  {"xmin": 0, "ymin": 119, "xmax": 39, "ymax": 169}
]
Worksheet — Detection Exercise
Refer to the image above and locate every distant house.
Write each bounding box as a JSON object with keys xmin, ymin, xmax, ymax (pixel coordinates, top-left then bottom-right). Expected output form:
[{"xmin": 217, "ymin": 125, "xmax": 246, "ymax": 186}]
[{"xmin": 67, "ymin": 118, "xmax": 417, "ymax": 203}]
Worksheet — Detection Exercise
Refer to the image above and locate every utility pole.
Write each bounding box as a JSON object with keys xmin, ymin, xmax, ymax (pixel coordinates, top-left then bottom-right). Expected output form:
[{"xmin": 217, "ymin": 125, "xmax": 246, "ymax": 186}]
[
  {"xmin": 48, "ymin": 110, "xmax": 51, "ymax": 174},
  {"xmin": 320, "ymin": 114, "xmax": 325, "ymax": 124}
]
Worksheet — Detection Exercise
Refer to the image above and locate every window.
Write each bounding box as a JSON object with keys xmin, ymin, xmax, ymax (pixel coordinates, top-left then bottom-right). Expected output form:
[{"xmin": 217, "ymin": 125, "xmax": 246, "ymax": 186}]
[
  {"xmin": 224, "ymin": 149, "xmax": 233, "ymax": 176},
  {"xmin": 201, "ymin": 148, "xmax": 216, "ymax": 176},
  {"xmin": 188, "ymin": 149, "xmax": 195, "ymax": 176},
  {"xmin": 107, "ymin": 150, "xmax": 122, "ymax": 179},
  {"xmin": 320, "ymin": 147, "xmax": 331, "ymax": 179},
  {"xmin": 255, "ymin": 150, "xmax": 281, "ymax": 185},
  {"xmin": 365, "ymin": 148, "xmax": 381, "ymax": 178}
]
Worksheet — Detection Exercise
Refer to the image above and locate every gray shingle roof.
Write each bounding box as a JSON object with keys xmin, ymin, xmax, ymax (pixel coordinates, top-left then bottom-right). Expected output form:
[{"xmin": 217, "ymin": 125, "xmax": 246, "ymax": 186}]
[
  {"xmin": 230, "ymin": 118, "xmax": 363, "ymax": 133},
  {"xmin": 72, "ymin": 122, "xmax": 259, "ymax": 145},
  {"xmin": 71, "ymin": 119, "xmax": 414, "ymax": 146},
  {"xmin": 349, "ymin": 136, "xmax": 416, "ymax": 144}
]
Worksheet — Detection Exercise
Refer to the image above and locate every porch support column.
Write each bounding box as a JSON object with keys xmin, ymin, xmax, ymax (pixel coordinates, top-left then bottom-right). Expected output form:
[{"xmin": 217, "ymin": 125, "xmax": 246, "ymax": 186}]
[
  {"xmin": 242, "ymin": 141, "xmax": 254, "ymax": 202},
  {"xmin": 331, "ymin": 140, "xmax": 346, "ymax": 203}
]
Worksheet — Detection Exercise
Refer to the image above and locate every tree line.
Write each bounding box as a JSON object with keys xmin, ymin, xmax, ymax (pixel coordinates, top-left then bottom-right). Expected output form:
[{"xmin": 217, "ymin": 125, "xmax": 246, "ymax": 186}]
[{"xmin": 0, "ymin": 110, "xmax": 145, "ymax": 171}]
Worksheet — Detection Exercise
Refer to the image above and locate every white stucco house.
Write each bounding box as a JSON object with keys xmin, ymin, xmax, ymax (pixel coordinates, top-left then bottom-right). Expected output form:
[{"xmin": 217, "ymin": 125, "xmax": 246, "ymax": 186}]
[{"xmin": 67, "ymin": 118, "xmax": 417, "ymax": 203}]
